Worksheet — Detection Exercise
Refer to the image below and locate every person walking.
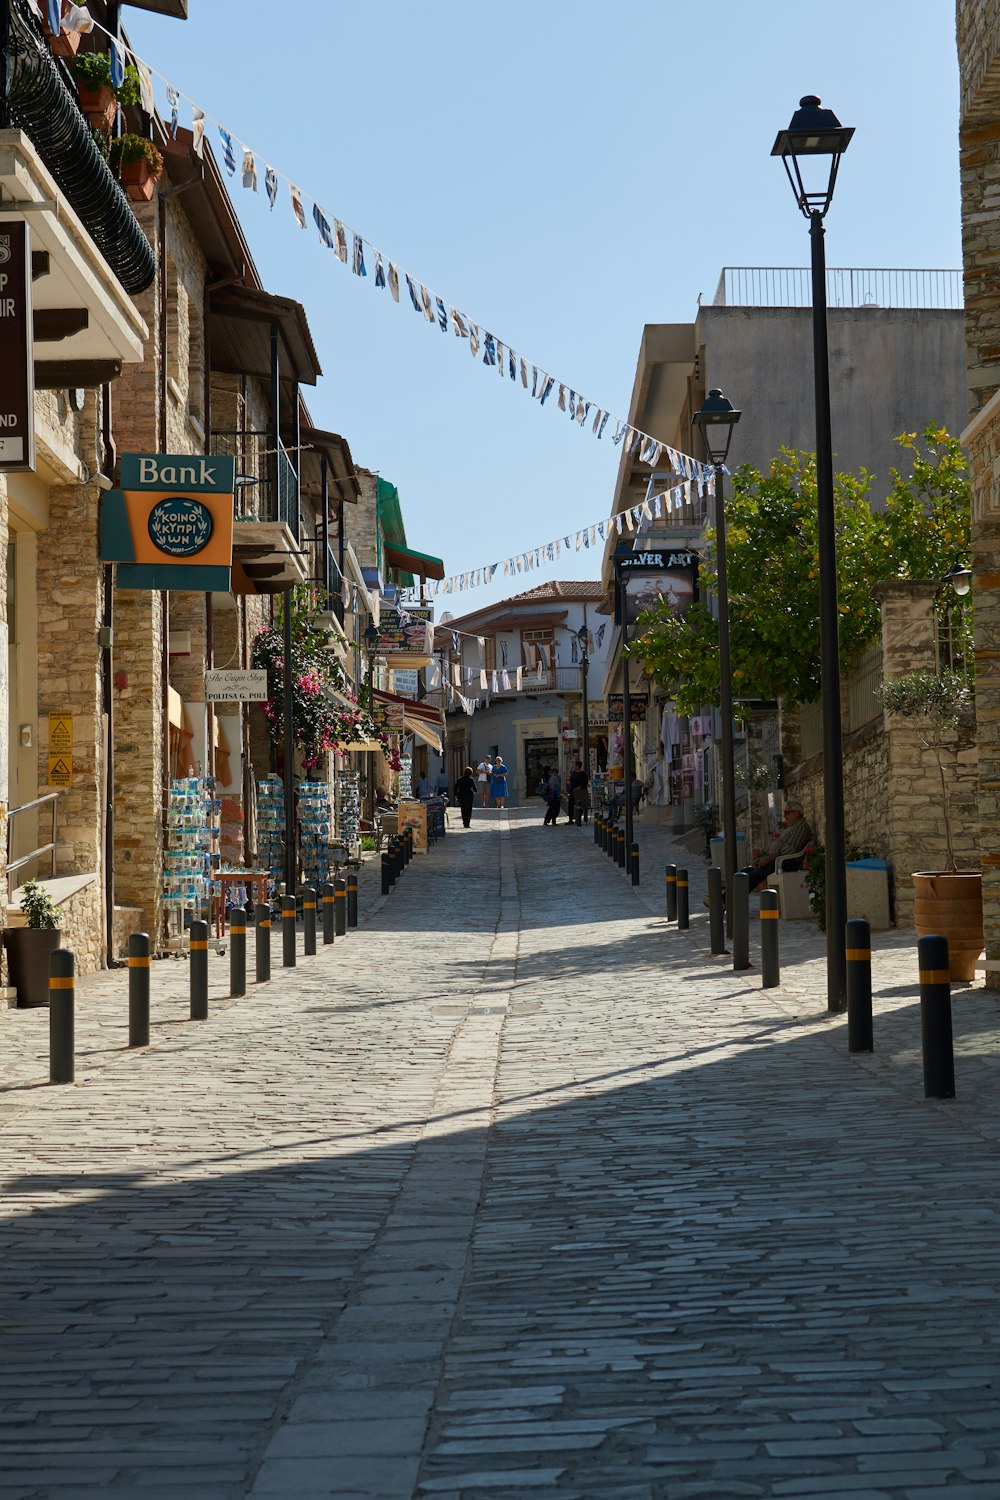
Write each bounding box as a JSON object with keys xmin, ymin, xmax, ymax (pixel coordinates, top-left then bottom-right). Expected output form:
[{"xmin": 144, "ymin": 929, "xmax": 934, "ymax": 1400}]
[
  {"xmin": 543, "ymin": 766, "xmax": 562, "ymax": 826},
  {"xmin": 476, "ymin": 758, "xmax": 492, "ymax": 806},
  {"xmin": 454, "ymin": 766, "xmax": 477, "ymax": 828},
  {"xmin": 490, "ymin": 755, "xmax": 509, "ymax": 809}
]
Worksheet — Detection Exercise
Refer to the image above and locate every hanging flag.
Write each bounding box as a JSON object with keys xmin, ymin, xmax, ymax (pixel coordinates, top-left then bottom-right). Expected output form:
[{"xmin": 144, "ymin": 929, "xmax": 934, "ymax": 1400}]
[
  {"xmin": 468, "ymin": 324, "xmax": 480, "ymax": 358},
  {"xmin": 218, "ymin": 127, "xmax": 236, "ymax": 176},
  {"xmin": 568, "ymin": 390, "xmax": 576, "ymax": 419},
  {"xmin": 612, "ymin": 422, "xmax": 625, "ymax": 445},
  {"xmin": 192, "ymin": 107, "xmax": 205, "ymax": 158},
  {"xmin": 521, "ymin": 357, "xmax": 528, "ymax": 388},
  {"xmin": 265, "ymin": 166, "xmax": 278, "ymax": 208},
  {"xmin": 374, "ymin": 253, "xmax": 386, "ymax": 288},
  {"xmin": 420, "ymin": 285, "xmax": 436, "ymax": 323},
  {"xmin": 598, "ymin": 413, "xmax": 610, "ymax": 439},
  {"xmin": 539, "ymin": 377, "xmax": 554, "ymax": 405},
  {"xmin": 451, "ymin": 308, "xmax": 468, "ymax": 337},
  {"xmin": 312, "ymin": 203, "xmax": 334, "ymax": 247},
  {"xmin": 577, "ymin": 401, "xmax": 590, "ymax": 426},
  {"xmin": 482, "ymin": 333, "xmax": 496, "ymax": 366},
  {"xmin": 46, "ymin": 0, "xmax": 62, "ymax": 33},
  {"xmin": 480, "ymin": 670, "xmax": 488, "ymax": 689},
  {"xmin": 289, "ymin": 185, "xmax": 306, "ymax": 229},
  {"xmin": 242, "ymin": 149, "xmax": 257, "ymax": 191},
  {"xmin": 136, "ymin": 59, "xmax": 154, "ymax": 115},
  {"xmin": 388, "ymin": 262, "xmax": 400, "ymax": 302},
  {"xmin": 597, "ymin": 623, "xmax": 606, "ymax": 648},
  {"xmin": 353, "ymin": 235, "xmax": 366, "ymax": 277},
  {"xmin": 109, "ymin": 37, "xmax": 125, "ymax": 89},
  {"xmin": 406, "ymin": 275, "xmax": 421, "ymax": 311},
  {"xmin": 334, "ymin": 221, "xmax": 348, "ymax": 263},
  {"xmin": 436, "ymin": 297, "xmax": 448, "ymax": 331},
  {"xmin": 531, "ymin": 366, "xmax": 539, "ymax": 397},
  {"xmin": 166, "ymin": 84, "xmax": 179, "ymax": 137},
  {"xmin": 558, "ymin": 385, "xmax": 567, "ymax": 412},
  {"xmin": 491, "ymin": 671, "xmax": 499, "ymax": 692},
  {"xmin": 501, "ymin": 670, "xmax": 511, "ymax": 691}
]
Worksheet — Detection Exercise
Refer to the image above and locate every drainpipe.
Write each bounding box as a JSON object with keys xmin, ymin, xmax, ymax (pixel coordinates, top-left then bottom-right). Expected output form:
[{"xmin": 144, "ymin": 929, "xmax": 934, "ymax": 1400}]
[{"xmin": 101, "ymin": 383, "xmax": 117, "ymax": 965}]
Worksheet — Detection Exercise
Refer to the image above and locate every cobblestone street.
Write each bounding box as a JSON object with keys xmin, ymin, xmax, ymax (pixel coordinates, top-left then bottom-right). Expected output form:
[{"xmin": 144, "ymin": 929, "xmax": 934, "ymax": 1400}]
[{"xmin": 3, "ymin": 811, "xmax": 1000, "ymax": 1497}]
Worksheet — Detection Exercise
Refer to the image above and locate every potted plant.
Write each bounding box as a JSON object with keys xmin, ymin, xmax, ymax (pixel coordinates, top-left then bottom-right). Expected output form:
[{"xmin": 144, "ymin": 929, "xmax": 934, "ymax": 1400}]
[
  {"xmin": 70, "ymin": 52, "xmax": 117, "ymax": 128},
  {"xmin": 3, "ymin": 880, "xmax": 63, "ymax": 1008},
  {"xmin": 109, "ymin": 134, "xmax": 164, "ymax": 202},
  {"xmin": 878, "ymin": 668, "xmax": 981, "ymax": 981}
]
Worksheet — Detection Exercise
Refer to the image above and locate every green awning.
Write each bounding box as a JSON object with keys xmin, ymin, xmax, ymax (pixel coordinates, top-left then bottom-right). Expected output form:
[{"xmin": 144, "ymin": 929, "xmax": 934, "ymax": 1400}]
[{"xmin": 383, "ymin": 544, "xmax": 445, "ymax": 581}]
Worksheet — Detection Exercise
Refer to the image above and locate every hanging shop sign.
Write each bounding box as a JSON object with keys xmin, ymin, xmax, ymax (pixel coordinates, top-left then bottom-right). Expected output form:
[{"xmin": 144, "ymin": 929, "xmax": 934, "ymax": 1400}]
[
  {"xmin": 377, "ymin": 607, "xmax": 434, "ymax": 658},
  {"xmin": 607, "ymin": 693, "xmax": 649, "ymax": 721},
  {"xmin": 100, "ymin": 453, "xmax": 236, "ymax": 591},
  {"xmin": 614, "ymin": 545, "xmax": 699, "ymax": 630},
  {"xmin": 0, "ymin": 223, "xmax": 35, "ymax": 473},
  {"xmin": 205, "ymin": 669, "xmax": 268, "ymax": 702}
]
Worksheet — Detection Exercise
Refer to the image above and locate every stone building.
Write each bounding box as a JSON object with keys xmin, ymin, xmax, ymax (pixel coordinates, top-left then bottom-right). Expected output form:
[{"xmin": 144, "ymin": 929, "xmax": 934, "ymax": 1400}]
[
  {"xmin": 957, "ymin": 0, "xmax": 1000, "ymax": 987},
  {"xmin": 0, "ymin": 4, "xmax": 369, "ymax": 977}
]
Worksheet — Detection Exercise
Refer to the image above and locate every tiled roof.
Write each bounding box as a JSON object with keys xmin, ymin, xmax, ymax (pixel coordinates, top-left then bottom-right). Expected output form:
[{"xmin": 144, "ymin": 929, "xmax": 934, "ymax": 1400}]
[{"xmin": 508, "ymin": 581, "xmax": 606, "ymax": 600}]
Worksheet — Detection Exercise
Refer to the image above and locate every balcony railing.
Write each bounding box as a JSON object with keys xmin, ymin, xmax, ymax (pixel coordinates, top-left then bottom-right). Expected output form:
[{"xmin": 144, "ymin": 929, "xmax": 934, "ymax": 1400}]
[
  {"xmin": 846, "ymin": 643, "xmax": 884, "ymax": 733},
  {"xmin": 211, "ymin": 430, "xmax": 300, "ymax": 536},
  {"xmin": 520, "ymin": 667, "xmax": 585, "ymax": 693},
  {"xmin": 712, "ymin": 266, "xmax": 962, "ymax": 311}
]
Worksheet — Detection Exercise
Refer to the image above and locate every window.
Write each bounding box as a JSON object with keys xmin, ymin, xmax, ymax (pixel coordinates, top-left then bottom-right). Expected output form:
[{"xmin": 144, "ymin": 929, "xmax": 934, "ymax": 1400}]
[{"xmin": 521, "ymin": 628, "xmax": 553, "ymax": 670}]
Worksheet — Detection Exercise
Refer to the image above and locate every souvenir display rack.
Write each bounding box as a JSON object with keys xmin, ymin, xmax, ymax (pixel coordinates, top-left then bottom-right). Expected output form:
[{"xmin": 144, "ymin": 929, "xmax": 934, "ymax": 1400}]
[
  {"xmin": 397, "ymin": 754, "xmax": 413, "ymax": 800},
  {"xmin": 256, "ymin": 775, "xmax": 285, "ymax": 883},
  {"xmin": 299, "ymin": 779, "xmax": 332, "ymax": 888},
  {"xmin": 162, "ymin": 775, "xmax": 220, "ymax": 944},
  {"xmin": 334, "ymin": 769, "xmax": 361, "ymax": 855}
]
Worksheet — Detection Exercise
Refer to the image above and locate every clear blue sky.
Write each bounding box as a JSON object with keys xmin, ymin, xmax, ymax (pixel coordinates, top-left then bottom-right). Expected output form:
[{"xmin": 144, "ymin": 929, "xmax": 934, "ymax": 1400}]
[{"xmin": 125, "ymin": 0, "xmax": 961, "ymax": 610}]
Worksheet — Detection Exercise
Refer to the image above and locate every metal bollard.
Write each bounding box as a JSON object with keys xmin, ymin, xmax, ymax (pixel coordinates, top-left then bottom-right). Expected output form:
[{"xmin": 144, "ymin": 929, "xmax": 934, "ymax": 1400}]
[
  {"xmin": 229, "ymin": 908, "xmax": 247, "ymax": 997},
  {"xmin": 676, "ymin": 868, "xmax": 690, "ymax": 930},
  {"xmin": 575, "ymin": 803, "xmax": 583, "ymax": 827},
  {"xmin": 335, "ymin": 877, "xmax": 347, "ymax": 936},
  {"xmin": 302, "ymin": 887, "xmax": 317, "ymax": 957},
  {"xmin": 666, "ymin": 864, "xmax": 677, "ymax": 922},
  {"xmin": 707, "ymin": 866, "xmax": 726, "ymax": 954},
  {"xmin": 732, "ymin": 872, "xmax": 751, "ymax": 972},
  {"xmin": 919, "ymin": 934, "xmax": 955, "ymax": 1099},
  {"xmin": 594, "ymin": 814, "xmax": 600, "ymax": 846},
  {"xmin": 255, "ymin": 901, "xmax": 271, "ymax": 984},
  {"xmin": 321, "ymin": 881, "xmax": 335, "ymax": 943},
  {"xmin": 759, "ymin": 889, "xmax": 780, "ymax": 988},
  {"xmin": 282, "ymin": 896, "xmax": 297, "ymax": 968},
  {"xmin": 381, "ymin": 853, "xmax": 391, "ymax": 896},
  {"xmin": 347, "ymin": 872, "xmax": 358, "ymax": 928},
  {"xmin": 189, "ymin": 919, "xmax": 209, "ymax": 1020},
  {"xmin": 617, "ymin": 830, "xmax": 626, "ymax": 869},
  {"xmin": 846, "ymin": 917, "xmax": 873, "ymax": 1053},
  {"xmin": 49, "ymin": 948, "xmax": 75, "ymax": 1084},
  {"xmin": 630, "ymin": 842, "xmax": 640, "ymax": 886},
  {"xmin": 128, "ymin": 931, "xmax": 151, "ymax": 1048}
]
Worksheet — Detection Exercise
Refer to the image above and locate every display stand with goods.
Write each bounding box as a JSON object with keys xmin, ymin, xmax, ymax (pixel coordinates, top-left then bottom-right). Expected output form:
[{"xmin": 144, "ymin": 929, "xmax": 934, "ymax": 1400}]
[
  {"xmin": 256, "ymin": 775, "xmax": 285, "ymax": 884},
  {"xmin": 334, "ymin": 769, "xmax": 361, "ymax": 863},
  {"xmin": 398, "ymin": 755, "xmax": 413, "ymax": 800},
  {"xmin": 162, "ymin": 775, "xmax": 221, "ymax": 948},
  {"xmin": 299, "ymin": 780, "xmax": 332, "ymax": 888}
]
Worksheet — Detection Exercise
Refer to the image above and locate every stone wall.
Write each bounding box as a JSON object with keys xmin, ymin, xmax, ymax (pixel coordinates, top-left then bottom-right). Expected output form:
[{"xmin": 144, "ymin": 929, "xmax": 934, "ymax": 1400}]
[
  {"xmin": 786, "ymin": 581, "xmax": 979, "ymax": 925},
  {"xmin": 958, "ymin": 3, "xmax": 1000, "ymax": 985}
]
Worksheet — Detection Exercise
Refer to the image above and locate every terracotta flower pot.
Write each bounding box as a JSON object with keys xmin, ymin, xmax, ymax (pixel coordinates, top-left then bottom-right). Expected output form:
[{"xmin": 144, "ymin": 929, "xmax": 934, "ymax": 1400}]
[
  {"xmin": 912, "ymin": 871, "xmax": 984, "ymax": 983},
  {"xmin": 3, "ymin": 928, "xmax": 63, "ymax": 1008},
  {"xmin": 77, "ymin": 84, "xmax": 117, "ymax": 130},
  {"xmin": 119, "ymin": 158, "xmax": 157, "ymax": 202}
]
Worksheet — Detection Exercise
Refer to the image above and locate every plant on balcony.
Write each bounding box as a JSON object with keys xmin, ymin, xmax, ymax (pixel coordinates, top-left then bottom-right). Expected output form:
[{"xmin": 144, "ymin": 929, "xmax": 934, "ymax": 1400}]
[
  {"xmin": 629, "ymin": 426, "xmax": 970, "ymax": 717},
  {"xmin": 70, "ymin": 55, "xmax": 142, "ymax": 127},
  {"xmin": 109, "ymin": 133, "xmax": 164, "ymax": 202},
  {"xmin": 251, "ymin": 588, "xmax": 388, "ymax": 774}
]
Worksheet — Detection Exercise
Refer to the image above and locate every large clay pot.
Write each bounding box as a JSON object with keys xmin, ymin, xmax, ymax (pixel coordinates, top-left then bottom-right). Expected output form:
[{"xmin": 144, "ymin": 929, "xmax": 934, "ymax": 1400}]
[
  {"xmin": 3, "ymin": 928, "xmax": 64, "ymax": 1008},
  {"xmin": 913, "ymin": 871, "xmax": 984, "ymax": 983},
  {"xmin": 119, "ymin": 159, "xmax": 157, "ymax": 203},
  {"xmin": 77, "ymin": 84, "xmax": 116, "ymax": 130}
]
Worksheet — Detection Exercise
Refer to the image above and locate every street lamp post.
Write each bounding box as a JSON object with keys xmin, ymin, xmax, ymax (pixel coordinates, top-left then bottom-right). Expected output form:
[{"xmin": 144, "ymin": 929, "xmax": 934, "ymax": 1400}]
[
  {"xmin": 693, "ymin": 389, "xmax": 742, "ymax": 937},
  {"xmin": 772, "ymin": 94, "xmax": 854, "ymax": 1013},
  {"xmin": 364, "ymin": 621, "xmax": 380, "ymax": 826},
  {"xmin": 577, "ymin": 623, "xmax": 590, "ymax": 783}
]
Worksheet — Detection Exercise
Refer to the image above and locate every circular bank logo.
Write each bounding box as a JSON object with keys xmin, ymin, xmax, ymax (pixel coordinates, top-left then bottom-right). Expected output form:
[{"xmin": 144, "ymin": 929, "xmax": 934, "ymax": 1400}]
[{"xmin": 148, "ymin": 497, "xmax": 213, "ymax": 557}]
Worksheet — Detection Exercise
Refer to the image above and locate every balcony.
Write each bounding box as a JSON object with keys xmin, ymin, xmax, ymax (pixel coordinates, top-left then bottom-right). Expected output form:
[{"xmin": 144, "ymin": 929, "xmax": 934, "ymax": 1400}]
[
  {"xmin": 520, "ymin": 667, "xmax": 586, "ymax": 694},
  {"xmin": 212, "ymin": 429, "xmax": 307, "ymax": 595}
]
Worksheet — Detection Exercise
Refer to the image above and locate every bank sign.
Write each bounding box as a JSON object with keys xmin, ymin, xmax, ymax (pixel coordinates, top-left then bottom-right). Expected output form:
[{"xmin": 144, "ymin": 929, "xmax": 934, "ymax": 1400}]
[
  {"xmin": 0, "ymin": 223, "xmax": 35, "ymax": 473},
  {"xmin": 100, "ymin": 454, "xmax": 236, "ymax": 591}
]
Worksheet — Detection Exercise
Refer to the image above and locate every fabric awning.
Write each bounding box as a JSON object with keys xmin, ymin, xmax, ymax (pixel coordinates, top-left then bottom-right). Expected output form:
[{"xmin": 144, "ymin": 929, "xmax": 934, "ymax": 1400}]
[
  {"xmin": 405, "ymin": 716, "xmax": 443, "ymax": 754},
  {"xmin": 373, "ymin": 686, "xmax": 443, "ymax": 724},
  {"xmin": 383, "ymin": 544, "xmax": 445, "ymax": 581}
]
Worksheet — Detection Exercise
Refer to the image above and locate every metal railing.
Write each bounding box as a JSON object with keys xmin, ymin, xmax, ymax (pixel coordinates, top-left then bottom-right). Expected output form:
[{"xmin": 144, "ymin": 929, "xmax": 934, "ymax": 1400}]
[
  {"xmin": 846, "ymin": 643, "xmax": 884, "ymax": 732},
  {"xmin": 798, "ymin": 699, "xmax": 823, "ymax": 761},
  {"xmin": 211, "ymin": 430, "xmax": 300, "ymax": 535},
  {"xmin": 7, "ymin": 791, "xmax": 59, "ymax": 880},
  {"xmin": 520, "ymin": 667, "xmax": 584, "ymax": 693},
  {"xmin": 712, "ymin": 266, "xmax": 962, "ymax": 311}
]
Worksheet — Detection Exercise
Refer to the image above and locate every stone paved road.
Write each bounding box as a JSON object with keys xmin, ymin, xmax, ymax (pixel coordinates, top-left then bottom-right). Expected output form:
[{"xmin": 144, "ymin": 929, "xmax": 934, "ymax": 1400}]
[{"xmin": 3, "ymin": 810, "xmax": 1000, "ymax": 1497}]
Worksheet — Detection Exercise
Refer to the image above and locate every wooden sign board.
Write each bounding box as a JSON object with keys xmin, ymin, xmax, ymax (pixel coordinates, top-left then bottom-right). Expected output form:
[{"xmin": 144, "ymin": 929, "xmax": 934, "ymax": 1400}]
[{"xmin": 397, "ymin": 799, "xmax": 428, "ymax": 853}]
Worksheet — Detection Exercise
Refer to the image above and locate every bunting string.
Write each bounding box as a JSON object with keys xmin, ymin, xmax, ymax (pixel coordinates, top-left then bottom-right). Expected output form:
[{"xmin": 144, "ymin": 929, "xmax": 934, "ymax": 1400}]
[{"xmin": 63, "ymin": 9, "xmax": 716, "ymax": 511}]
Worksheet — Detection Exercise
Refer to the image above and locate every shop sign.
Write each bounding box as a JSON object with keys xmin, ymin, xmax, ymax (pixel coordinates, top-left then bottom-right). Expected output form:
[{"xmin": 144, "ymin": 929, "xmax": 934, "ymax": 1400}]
[
  {"xmin": 0, "ymin": 223, "xmax": 35, "ymax": 473},
  {"xmin": 376, "ymin": 699, "xmax": 406, "ymax": 729},
  {"xmin": 378, "ymin": 607, "xmax": 433, "ymax": 656},
  {"xmin": 392, "ymin": 668, "xmax": 419, "ymax": 697},
  {"xmin": 614, "ymin": 543, "xmax": 697, "ymax": 571},
  {"xmin": 205, "ymin": 669, "xmax": 268, "ymax": 703},
  {"xmin": 607, "ymin": 693, "xmax": 649, "ymax": 721},
  {"xmin": 100, "ymin": 452, "xmax": 236, "ymax": 592}
]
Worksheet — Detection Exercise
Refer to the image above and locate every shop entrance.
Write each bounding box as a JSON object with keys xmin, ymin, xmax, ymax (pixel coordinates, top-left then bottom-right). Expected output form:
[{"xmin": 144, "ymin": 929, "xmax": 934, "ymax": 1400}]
[{"xmin": 523, "ymin": 736, "xmax": 558, "ymax": 802}]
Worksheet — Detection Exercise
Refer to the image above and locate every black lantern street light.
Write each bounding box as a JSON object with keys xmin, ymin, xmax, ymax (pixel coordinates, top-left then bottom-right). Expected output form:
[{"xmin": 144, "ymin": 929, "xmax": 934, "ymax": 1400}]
[
  {"xmin": 364, "ymin": 621, "xmax": 380, "ymax": 825},
  {"xmin": 577, "ymin": 623, "xmax": 591, "ymax": 785},
  {"xmin": 772, "ymin": 95, "xmax": 854, "ymax": 1013},
  {"xmin": 693, "ymin": 388, "xmax": 742, "ymax": 935}
]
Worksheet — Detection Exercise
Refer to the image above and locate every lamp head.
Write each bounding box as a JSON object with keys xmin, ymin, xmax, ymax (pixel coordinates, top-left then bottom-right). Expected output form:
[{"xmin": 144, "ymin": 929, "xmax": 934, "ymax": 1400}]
[
  {"xmin": 771, "ymin": 95, "xmax": 854, "ymax": 219},
  {"xmin": 692, "ymin": 388, "xmax": 742, "ymax": 466},
  {"xmin": 946, "ymin": 560, "xmax": 972, "ymax": 597},
  {"xmin": 364, "ymin": 622, "xmax": 380, "ymax": 650},
  {"xmin": 577, "ymin": 624, "xmax": 589, "ymax": 653}
]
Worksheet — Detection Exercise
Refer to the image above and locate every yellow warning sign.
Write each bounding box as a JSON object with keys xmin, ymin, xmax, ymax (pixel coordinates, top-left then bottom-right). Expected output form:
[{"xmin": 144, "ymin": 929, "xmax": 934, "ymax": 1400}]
[
  {"xmin": 47, "ymin": 753, "xmax": 72, "ymax": 788},
  {"xmin": 48, "ymin": 713, "xmax": 73, "ymax": 750}
]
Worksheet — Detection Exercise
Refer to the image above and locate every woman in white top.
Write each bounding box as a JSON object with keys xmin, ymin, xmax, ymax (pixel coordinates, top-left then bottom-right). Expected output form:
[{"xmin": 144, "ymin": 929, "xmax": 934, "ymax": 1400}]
[{"xmin": 476, "ymin": 760, "xmax": 492, "ymax": 806}]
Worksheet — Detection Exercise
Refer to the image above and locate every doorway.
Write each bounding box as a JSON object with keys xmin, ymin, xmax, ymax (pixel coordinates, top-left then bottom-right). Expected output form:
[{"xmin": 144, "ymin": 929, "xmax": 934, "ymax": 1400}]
[{"xmin": 523, "ymin": 737, "xmax": 558, "ymax": 801}]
